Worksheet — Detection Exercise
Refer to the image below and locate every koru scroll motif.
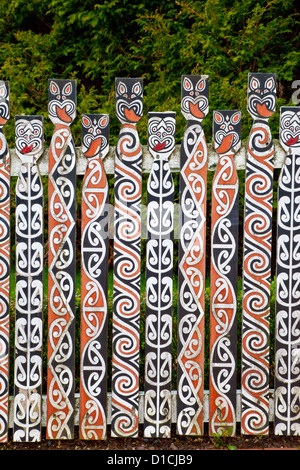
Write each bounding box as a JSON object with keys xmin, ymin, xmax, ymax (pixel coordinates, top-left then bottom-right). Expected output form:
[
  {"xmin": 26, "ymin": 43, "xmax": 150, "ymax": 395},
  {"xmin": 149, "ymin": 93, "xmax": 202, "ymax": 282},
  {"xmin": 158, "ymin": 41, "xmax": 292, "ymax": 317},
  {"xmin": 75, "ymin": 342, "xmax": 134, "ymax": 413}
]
[
  {"xmin": 111, "ymin": 78, "xmax": 143, "ymax": 437},
  {"xmin": 275, "ymin": 107, "xmax": 300, "ymax": 435},
  {"xmin": 241, "ymin": 73, "xmax": 276, "ymax": 435},
  {"xmin": 209, "ymin": 110, "xmax": 241, "ymax": 436},
  {"xmin": 0, "ymin": 80, "xmax": 10, "ymax": 443},
  {"xmin": 13, "ymin": 116, "xmax": 44, "ymax": 442},
  {"xmin": 47, "ymin": 79, "xmax": 77, "ymax": 439},
  {"xmin": 80, "ymin": 114, "xmax": 110, "ymax": 440},
  {"xmin": 177, "ymin": 75, "xmax": 209, "ymax": 436},
  {"xmin": 144, "ymin": 112, "xmax": 176, "ymax": 438}
]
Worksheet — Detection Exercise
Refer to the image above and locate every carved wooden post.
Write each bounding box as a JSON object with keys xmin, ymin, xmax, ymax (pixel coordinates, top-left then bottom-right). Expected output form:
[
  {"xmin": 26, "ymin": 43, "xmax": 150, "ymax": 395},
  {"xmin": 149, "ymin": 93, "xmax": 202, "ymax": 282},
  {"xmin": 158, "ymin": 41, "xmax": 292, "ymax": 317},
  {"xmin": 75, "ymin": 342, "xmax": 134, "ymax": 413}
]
[
  {"xmin": 209, "ymin": 110, "xmax": 241, "ymax": 436},
  {"xmin": 275, "ymin": 106, "xmax": 300, "ymax": 435},
  {"xmin": 80, "ymin": 114, "xmax": 110, "ymax": 440},
  {"xmin": 47, "ymin": 79, "xmax": 77, "ymax": 439},
  {"xmin": 111, "ymin": 78, "xmax": 143, "ymax": 437},
  {"xmin": 13, "ymin": 116, "xmax": 44, "ymax": 442},
  {"xmin": 177, "ymin": 75, "xmax": 209, "ymax": 435},
  {"xmin": 241, "ymin": 73, "xmax": 276, "ymax": 435},
  {"xmin": 0, "ymin": 80, "xmax": 10, "ymax": 443},
  {"xmin": 144, "ymin": 111, "xmax": 176, "ymax": 438}
]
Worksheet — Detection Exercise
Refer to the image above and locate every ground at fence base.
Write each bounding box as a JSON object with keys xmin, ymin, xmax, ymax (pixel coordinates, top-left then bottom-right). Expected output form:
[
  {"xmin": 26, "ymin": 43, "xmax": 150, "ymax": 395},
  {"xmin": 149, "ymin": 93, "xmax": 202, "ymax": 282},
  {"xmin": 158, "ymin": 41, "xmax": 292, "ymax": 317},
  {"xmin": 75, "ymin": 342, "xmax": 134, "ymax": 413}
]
[{"xmin": 1, "ymin": 425, "xmax": 300, "ymax": 451}]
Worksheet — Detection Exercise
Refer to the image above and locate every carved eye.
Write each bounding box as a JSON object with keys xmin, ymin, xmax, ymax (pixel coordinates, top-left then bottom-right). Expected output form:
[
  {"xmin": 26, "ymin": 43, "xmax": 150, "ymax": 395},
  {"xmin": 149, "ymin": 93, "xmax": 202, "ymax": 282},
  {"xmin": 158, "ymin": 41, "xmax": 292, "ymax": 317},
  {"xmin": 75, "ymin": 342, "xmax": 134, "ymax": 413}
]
[
  {"xmin": 117, "ymin": 81, "xmax": 127, "ymax": 95},
  {"xmin": 99, "ymin": 116, "xmax": 109, "ymax": 128},
  {"xmin": 250, "ymin": 76, "xmax": 260, "ymax": 91},
  {"xmin": 214, "ymin": 112, "xmax": 224, "ymax": 124},
  {"xmin": 230, "ymin": 111, "xmax": 241, "ymax": 124},
  {"xmin": 132, "ymin": 82, "xmax": 142, "ymax": 96},
  {"xmin": 0, "ymin": 84, "xmax": 7, "ymax": 99},
  {"xmin": 195, "ymin": 78, "xmax": 206, "ymax": 92},
  {"xmin": 265, "ymin": 77, "xmax": 275, "ymax": 91},
  {"xmin": 82, "ymin": 115, "xmax": 92, "ymax": 128},
  {"xmin": 183, "ymin": 77, "xmax": 193, "ymax": 92},
  {"xmin": 50, "ymin": 80, "xmax": 60, "ymax": 96},
  {"xmin": 63, "ymin": 82, "xmax": 73, "ymax": 96}
]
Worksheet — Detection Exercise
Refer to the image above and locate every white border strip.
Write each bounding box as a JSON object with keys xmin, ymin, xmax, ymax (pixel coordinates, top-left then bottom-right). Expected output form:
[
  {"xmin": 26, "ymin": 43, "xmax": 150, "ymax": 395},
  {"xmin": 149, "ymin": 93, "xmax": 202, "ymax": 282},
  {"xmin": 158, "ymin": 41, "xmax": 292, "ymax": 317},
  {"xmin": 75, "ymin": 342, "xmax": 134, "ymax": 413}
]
[{"xmin": 9, "ymin": 141, "xmax": 285, "ymax": 176}]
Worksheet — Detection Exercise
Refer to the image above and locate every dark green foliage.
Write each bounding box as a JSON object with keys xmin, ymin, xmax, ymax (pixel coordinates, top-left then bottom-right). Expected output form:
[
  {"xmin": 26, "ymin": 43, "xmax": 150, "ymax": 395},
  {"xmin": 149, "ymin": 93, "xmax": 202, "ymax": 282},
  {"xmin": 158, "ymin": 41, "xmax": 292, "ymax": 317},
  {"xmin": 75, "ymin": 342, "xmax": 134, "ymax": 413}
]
[{"xmin": 0, "ymin": 0, "xmax": 299, "ymax": 146}]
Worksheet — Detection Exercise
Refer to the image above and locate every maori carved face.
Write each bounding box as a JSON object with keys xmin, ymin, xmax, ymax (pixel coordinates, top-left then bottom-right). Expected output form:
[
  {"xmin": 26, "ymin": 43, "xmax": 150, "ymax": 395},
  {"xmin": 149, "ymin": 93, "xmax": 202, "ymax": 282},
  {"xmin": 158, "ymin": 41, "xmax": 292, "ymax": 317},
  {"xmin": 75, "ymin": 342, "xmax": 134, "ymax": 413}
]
[
  {"xmin": 0, "ymin": 81, "xmax": 9, "ymax": 126},
  {"xmin": 247, "ymin": 73, "xmax": 276, "ymax": 120},
  {"xmin": 148, "ymin": 112, "xmax": 176, "ymax": 159},
  {"xmin": 115, "ymin": 78, "xmax": 143, "ymax": 124},
  {"xmin": 181, "ymin": 75, "xmax": 209, "ymax": 121},
  {"xmin": 280, "ymin": 107, "xmax": 300, "ymax": 152},
  {"xmin": 48, "ymin": 79, "xmax": 77, "ymax": 125},
  {"xmin": 81, "ymin": 114, "xmax": 110, "ymax": 159},
  {"xmin": 15, "ymin": 116, "xmax": 44, "ymax": 161},
  {"xmin": 213, "ymin": 110, "xmax": 241, "ymax": 154}
]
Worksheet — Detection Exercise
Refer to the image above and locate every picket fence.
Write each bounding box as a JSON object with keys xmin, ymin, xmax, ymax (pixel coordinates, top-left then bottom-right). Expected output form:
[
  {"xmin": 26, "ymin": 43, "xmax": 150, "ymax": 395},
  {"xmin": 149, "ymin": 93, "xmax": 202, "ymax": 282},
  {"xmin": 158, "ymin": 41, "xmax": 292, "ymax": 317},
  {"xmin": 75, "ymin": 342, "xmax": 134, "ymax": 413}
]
[{"xmin": 0, "ymin": 74, "xmax": 299, "ymax": 443}]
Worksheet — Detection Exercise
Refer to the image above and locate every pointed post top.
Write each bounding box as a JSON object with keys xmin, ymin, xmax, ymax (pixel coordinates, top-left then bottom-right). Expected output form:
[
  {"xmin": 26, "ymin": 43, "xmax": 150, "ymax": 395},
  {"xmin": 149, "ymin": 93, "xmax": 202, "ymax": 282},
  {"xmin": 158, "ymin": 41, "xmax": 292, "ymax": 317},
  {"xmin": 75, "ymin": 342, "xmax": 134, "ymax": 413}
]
[
  {"xmin": 48, "ymin": 79, "xmax": 77, "ymax": 125},
  {"xmin": 115, "ymin": 77, "xmax": 143, "ymax": 124},
  {"xmin": 247, "ymin": 72, "xmax": 276, "ymax": 120},
  {"xmin": 15, "ymin": 115, "xmax": 44, "ymax": 162},
  {"xmin": 81, "ymin": 114, "xmax": 110, "ymax": 159},
  {"xmin": 148, "ymin": 111, "xmax": 176, "ymax": 160},
  {"xmin": 279, "ymin": 106, "xmax": 300, "ymax": 152},
  {"xmin": 0, "ymin": 81, "xmax": 10, "ymax": 127},
  {"xmin": 181, "ymin": 74, "xmax": 209, "ymax": 121},
  {"xmin": 213, "ymin": 110, "xmax": 241, "ymax": 155}
]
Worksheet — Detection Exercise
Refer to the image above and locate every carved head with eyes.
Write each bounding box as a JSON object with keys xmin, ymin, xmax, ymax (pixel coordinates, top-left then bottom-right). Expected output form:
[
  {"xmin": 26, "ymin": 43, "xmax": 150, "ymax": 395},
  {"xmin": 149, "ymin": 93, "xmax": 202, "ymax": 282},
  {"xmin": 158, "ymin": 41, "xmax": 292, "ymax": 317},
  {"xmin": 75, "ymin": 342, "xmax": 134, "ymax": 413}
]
[
  {"xmin": 181, "ymin": 75, "xmax": 209, "ymax": 121},
  {"xmin": 115, "ymin": 78, "xmax": 143, "ymax": 124},
  {"xmin": 0, "ymin": 81, "xmax": 9, "ymax": 127},
  {"xmin": 280, "ymin": 107, "xmax": 300, "ymax": 152},
  {"xmin": 48, "ymin": 79, "xmax": 77, "ymax": 125},
  {"xmin": 81, "ymin": 114, "xmax": 109, "ymax": 159},
  {"xmin": 15, "ymin": 115, "xmax": 44, "ymax": 161},
  {"xmin": 213, "ymin": 110, "xmax": 241, "ymax": 155},
  {"xmin": 247, "ymin": 73, "xmax": 276, "ymax": 120},
  {"xmin": 148, "ymin": 112, "xmax": 176, "ymax": 160}
]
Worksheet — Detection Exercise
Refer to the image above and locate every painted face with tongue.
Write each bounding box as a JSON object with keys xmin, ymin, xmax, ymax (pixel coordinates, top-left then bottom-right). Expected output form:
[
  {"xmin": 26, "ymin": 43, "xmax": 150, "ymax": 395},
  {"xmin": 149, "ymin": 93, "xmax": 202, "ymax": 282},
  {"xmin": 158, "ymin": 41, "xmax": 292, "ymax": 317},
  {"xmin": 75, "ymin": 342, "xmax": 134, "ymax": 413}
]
[
  {"xmin": 213, "ymin": 110, "xmax": 242, "ymax": 155},
  {"xmin": 148, "ymin": 112, "xmax": 176, "ymax": 160},
  {"xmin": 181, "ymin": 75, "xmax": 209, "ymax": 122},
  {"xmin": 48, "ymin": 79, "xmax": 77, "ymax": 125},
  {"xmin": 115, "ymin": 77, "xmax": 143, "ymax": 125},
  {"xmin": 247, "ymin": 73, "xmax": 276, "ymax": 120},
  {"xmin": 81, "ymin": 114, "xmax": 110, "ymax": 159},
  {"xmin": 280, "ymin": 107, "xmax": 300, "ymax": 152},
  {"xmin": 15, "ymin": 115, "xmax": 44, "ymax": 161}
]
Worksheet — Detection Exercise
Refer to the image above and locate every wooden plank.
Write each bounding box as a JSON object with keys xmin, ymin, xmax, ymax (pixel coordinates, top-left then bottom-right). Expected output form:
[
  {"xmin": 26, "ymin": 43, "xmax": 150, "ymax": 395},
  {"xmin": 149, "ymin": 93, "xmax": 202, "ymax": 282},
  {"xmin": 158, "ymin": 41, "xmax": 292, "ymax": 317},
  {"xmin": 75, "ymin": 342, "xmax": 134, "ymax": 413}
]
[
  {"xmin": 209, "ymin": 110, "xmax": 241, "ymax": 436},
  {"xmin": 111, "ymin": 78, "xmax": 143, "ymax": 437},
  {"xmin": 144, "ymin": 111, "xmax": 176, "ymax": 438},
  {"xmin": 176, "ymin": 75, "xmax": 209, "ymax": 435},
  {"xmin": 274, "ymin": 106, "xmax": 300, "ymax": 435},
  {"xmin": 241, "ymin": 73, "xmax": 276, "ymax": 435},
  {"xmin": 0, "ymin": 80, "xmax": 10, "ymax": 443},
  {"xmin": 79, "ymin": 114, "xmax": 110, "ymax": 440},
  {"xmin": 8, "ymin": 141, "xmax": 286, "ymax": 176},
  {"xmin": 46, "ymin": 79, "xmax": 77, "ymax": 439},
  {"xmin": 13, "ymin": 116, "xmax": 44, "ymax": 442}
]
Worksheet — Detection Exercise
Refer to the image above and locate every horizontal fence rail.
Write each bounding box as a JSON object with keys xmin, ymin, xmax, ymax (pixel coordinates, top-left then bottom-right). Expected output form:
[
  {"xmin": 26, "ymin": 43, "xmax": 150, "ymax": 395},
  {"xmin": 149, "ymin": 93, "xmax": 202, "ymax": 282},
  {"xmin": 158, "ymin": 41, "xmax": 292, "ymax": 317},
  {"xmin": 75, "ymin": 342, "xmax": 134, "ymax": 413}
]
[{"xmin": 0, "ymin": 74, "xmax": 300, "ymax": 443}]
